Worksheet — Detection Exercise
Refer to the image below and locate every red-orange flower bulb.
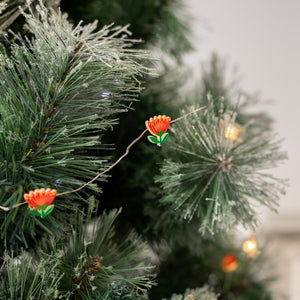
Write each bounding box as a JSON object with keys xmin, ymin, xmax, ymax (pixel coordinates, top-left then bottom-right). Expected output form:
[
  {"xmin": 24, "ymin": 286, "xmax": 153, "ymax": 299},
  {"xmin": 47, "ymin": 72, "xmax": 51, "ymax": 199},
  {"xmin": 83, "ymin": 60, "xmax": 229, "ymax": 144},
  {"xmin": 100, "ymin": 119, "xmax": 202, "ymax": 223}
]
[
  {"xmin": 221, "ymin": 253, "xmax": 238, "ymax": 272},
  {"xmin": 145, "ymin": 115, "xmax": 171, "ymax": 147},
  {"xmin": 24, "ymin": 188, "xmax": 56, "ymax": 208},
  {"xmin": 24, "ymin": 188, "xmax": 56, "ymax": 218},
  {"xmin": 145, "ymin": 115, "xmax": 171, "ymax": 136}
]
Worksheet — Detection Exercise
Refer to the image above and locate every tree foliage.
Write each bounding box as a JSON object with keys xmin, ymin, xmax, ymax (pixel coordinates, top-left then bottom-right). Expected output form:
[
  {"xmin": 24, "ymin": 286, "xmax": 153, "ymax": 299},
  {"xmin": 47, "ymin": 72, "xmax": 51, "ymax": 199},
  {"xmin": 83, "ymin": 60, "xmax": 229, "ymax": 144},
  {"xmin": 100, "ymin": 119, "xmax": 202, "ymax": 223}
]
[
  {"xmin": 156, "ymin": 95, "xmax": 286, "ymax": 234},
  {"xmin": 0, "ymin": 202, "xmax": 155, "ymax": 299},
  {"xmin": 0, "ymin": 0, "xmax": 151, "ymax": 249}
]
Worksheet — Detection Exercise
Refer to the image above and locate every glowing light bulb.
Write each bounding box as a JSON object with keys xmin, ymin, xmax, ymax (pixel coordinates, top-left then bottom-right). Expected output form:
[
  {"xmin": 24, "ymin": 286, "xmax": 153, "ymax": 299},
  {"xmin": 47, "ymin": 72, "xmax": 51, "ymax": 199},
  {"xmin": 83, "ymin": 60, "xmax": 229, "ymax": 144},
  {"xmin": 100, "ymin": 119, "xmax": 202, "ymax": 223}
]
[
  {"xmin": 243, "ymin": 235, "xmax": 258, "ymax": 258},
  {"xmin": 221, "ymin": 253, "xmax": 238, "ymax": 272},
  {"xmin": 219, "ymin": 120, "xmax": 245, "ymax": 142},
  {"xmin": 224, "ymin": 124, "xmax": 240, "ymax": 141}
]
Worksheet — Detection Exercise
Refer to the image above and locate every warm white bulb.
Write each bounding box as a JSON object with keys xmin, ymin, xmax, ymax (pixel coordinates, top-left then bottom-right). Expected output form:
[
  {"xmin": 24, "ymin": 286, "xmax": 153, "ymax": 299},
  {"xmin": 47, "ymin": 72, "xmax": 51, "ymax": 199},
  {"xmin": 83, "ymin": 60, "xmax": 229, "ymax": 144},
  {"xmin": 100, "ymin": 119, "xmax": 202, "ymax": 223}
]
[
  {"xmin": 247, "ymin": 241, "xmax": 256, "ymax": 250},
  {"xmin": 242, "ymin": 236, "xmax": 258, "ymax": 257},
  {"xmin": 224, "ymin": 124, "xmax": 239, "ymax": 141}
]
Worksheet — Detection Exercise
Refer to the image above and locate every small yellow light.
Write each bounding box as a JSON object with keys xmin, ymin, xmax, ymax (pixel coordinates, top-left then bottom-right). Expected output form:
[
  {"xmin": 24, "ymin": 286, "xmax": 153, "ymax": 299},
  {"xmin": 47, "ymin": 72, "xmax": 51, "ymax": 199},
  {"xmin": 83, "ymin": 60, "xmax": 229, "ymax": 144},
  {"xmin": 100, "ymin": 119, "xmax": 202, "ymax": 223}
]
[
  {"xmin": 243, "ymin": 234, "xmax": 258, "ymax": 258},
  {"xmin": 219, "ymin": 120, "xmax": 245, "ymax": 142},
  {"xmin": 224, "ymin": 124, "xmax": 240, "ymax": 141}
]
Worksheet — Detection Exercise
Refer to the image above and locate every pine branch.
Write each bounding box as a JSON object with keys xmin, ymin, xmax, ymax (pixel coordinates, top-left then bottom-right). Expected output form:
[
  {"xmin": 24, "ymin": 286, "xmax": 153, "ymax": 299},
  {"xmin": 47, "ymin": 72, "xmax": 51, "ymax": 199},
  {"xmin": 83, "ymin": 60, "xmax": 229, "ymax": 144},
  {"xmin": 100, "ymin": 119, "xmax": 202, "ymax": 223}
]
[
  {"xmin": 156, "ymin": 95, "xmax": 287, "ymax": 234},
  {"xmin": 40, "ymin": 202, "xmax": 154, "ymax": 298},
  {"xmin": 0, "ymin": 201, "xmax": 155, "ymax": 298},
  {"xmin": 165, "ymin": 286, "xmax": 218, "ymax": 300},
  {"xmin": 0, "ymin": 0, "xmax": 60, "ymax": 47},
  {"xmin": 60, "ymin": 0, "xmax": 193, "ymax": 63},
  {"xmin": 0, "ymin": 0, "xmax": 152, "ymax": 248},
  {"xmin": 0, "ymin": 249, "xmax": 64, "ymax": 299}
]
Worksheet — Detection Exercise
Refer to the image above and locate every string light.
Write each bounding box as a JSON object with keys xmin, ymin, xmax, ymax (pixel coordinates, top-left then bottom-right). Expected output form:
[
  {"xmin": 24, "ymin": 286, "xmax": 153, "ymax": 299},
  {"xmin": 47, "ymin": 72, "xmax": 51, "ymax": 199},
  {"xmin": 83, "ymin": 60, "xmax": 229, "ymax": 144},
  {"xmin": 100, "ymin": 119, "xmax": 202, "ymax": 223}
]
[
  {"xmin": 242, "ymin": 234, "xmax": 259, "ymax": 258},
  {"xmin": 0, "ymin": 106, "xmax": 207, "ymax": 212},
  {"xmin": 220, "ymin": 120, "xmax": 245, "ymax": 142},
  {"xmin": 224, "ymin": 124, "xmax": 240, "ymax": 141},
  {"xmin": 24, "ymin": 188, "xmax": 56, "ymax": 218},
  {"xmin": 221, "ymin": 253, "xmax": 238, "ymax": 272},
  {"xmin": 145, "ymin": 115, "xmax": 171, "ymax": 147}
]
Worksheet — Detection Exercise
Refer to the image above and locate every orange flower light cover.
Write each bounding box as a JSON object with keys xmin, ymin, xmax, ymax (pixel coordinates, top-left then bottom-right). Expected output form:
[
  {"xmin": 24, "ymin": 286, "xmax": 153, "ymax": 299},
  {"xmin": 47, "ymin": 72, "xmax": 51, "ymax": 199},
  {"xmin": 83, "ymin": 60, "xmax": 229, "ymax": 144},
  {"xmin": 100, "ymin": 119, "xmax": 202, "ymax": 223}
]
[
  {"xmin": 24, "ymin": 188, "xmax": 56, "ymax": 218},
  {"xmin": 221, "ymin": 253, "xmax": 238, "ymax": 272},
  {"xmin": 243, "ymin": 234, "xmax": 259, "ymax": 258},
  {"xmin": 145, "ymin": 115, "xmax": 171, "ymax": 147}
]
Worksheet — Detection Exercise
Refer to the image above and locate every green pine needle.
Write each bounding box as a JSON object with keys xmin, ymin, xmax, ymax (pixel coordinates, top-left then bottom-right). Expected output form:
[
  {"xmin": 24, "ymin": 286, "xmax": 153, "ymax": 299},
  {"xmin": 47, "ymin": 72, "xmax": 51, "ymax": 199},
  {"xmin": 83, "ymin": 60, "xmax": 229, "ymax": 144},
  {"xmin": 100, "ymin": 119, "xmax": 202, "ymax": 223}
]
[
  {"xmin": 0, "ymin": 0, "xmax": 152, "ymax": 247},
  {"xmin": 156, "ymin": 95, "xmax": 287, "ymax": 234},
  {"xmin": 0, "ymin": 202, "xmax": 155, "ymax": 298},
  {"xmin": 165, "ymin": 286, "xmax": 218, "ymax": 300},
  {"xmin": 0, "ymin": 249, "xmax": 64, "ymax": 299}
]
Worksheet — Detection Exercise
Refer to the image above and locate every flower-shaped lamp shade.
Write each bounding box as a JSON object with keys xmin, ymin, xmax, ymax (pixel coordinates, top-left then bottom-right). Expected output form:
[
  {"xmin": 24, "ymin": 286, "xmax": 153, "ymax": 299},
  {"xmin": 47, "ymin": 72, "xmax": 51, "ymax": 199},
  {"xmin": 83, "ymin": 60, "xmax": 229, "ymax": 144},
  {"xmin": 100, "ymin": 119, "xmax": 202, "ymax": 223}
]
[
  {"xmin": 24, "ymin": 188, "xmax": 56, "ymax": 218},
  {"xmin": 221, "ymin": 253, "xmax": 238, "ymax": 272},
  {"xmin": 145, "ymin": 115, "xmax": 171, "ymax": 146},
  {"xmin": 145, "ymin": 115, "xmax": 171, "ymax": 136}
]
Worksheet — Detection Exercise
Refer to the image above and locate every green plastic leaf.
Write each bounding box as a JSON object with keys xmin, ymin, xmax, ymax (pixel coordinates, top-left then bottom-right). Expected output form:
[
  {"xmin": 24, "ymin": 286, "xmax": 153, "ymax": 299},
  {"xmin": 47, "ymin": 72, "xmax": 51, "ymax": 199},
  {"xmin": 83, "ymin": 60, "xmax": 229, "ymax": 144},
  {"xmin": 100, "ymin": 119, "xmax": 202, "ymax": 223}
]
[
  {"xmin": 29, "ymin": 205, "xmax": 55, "ymax": 218},
  {"xmin": 43, "ymin": 205, "xmax": 55, "ymax": 216},
  {"xmin": 161, "ymin": 132, "xmax": 169, "ymax": 144},
  {"xmin": 148, "ymin": 135, "xmax": 159, "ymax": 144}
]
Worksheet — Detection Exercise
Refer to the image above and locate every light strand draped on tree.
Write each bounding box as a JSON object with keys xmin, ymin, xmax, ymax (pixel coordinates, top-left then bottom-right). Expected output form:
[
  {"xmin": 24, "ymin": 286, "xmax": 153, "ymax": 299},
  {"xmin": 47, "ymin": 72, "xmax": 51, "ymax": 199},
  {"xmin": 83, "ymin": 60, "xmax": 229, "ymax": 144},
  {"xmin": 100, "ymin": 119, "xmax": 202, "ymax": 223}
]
[{"xmin": 0, "ymin": 0, "xmax": 152, "ymax": 248}]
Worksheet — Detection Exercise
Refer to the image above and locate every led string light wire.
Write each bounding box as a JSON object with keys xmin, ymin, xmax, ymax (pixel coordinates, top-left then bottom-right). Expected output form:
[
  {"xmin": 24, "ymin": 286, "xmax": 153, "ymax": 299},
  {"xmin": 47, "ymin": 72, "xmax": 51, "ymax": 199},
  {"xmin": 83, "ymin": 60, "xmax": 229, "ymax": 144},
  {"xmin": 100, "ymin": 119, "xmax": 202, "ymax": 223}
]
[{"xmin": 0, "ymin": 105, "xmax": 206, "ymax": 211}]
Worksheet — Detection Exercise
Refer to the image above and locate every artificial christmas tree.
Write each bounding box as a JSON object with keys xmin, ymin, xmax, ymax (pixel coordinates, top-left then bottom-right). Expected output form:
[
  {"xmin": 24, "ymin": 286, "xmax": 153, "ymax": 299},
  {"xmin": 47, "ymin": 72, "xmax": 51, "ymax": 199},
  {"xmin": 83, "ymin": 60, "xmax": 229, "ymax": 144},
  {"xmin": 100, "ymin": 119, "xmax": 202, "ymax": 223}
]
[{"xmin": 0, "ymin": 1, "xmax": 286, "ymax": 299}]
